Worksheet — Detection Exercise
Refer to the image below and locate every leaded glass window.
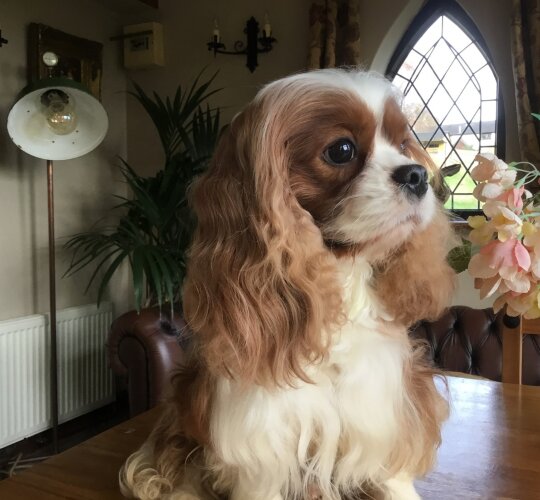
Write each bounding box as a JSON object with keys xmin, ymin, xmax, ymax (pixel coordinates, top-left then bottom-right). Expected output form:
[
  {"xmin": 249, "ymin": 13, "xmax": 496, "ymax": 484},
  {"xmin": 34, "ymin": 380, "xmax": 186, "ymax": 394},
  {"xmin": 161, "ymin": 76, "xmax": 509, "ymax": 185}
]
[{"xmin": 389, "ymin": 12, "xmax": 501, "ymax": 213}]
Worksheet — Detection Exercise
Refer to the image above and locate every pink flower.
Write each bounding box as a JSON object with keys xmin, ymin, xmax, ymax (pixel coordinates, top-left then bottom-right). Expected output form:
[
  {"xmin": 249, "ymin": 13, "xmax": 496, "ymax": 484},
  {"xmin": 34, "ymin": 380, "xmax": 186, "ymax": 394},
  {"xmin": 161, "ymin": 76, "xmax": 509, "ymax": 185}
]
[
  {"xmin": 471, "ymin": 153, "xmax": 515, "ymax": 183},
  {"xmin": 496, "ymin": 186, "xmax": 527, "ymax": 213},
  {"xmin": 480, "ymin": 238, "xmax": 530, "ymax": 271},
  {"xmin": 473, "ymin": 182, "xmax": 504, "ymax": 201},
  {"xmin": 467, "ymin": 152, "xmax": 540, "ymax": 316},
  {"xmin": 468, "ymin": 238, "xmax": 532, "ymax": 298},
  {"xmin": 471, "ymin": 154, "xmax": 516, "ymax": 202}
]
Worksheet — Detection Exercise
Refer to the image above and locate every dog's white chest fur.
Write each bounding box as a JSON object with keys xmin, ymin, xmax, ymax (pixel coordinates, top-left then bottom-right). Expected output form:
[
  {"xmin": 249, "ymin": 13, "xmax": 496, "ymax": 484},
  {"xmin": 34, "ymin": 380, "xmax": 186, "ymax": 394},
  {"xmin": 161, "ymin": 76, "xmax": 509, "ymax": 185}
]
[{"xmin": 210, "ymin": 258, "xmax": 412, "ymax": 500}]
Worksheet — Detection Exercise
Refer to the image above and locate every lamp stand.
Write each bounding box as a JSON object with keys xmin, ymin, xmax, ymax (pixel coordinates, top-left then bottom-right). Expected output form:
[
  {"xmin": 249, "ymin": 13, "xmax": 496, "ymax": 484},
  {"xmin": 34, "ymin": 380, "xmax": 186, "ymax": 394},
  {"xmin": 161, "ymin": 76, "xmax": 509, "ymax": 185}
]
[
  {"xmin": 47, "ymin": 159, "xmax": 59, "ymax": 454},
  {"xmin": 7, "ymin": 66, "xmax": 109, "ymax": 458}
]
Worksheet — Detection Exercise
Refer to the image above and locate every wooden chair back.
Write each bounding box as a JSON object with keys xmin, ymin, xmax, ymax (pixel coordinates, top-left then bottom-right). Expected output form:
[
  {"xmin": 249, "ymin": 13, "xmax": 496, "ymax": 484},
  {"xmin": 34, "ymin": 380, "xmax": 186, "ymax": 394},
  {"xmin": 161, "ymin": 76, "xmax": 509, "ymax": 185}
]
[{"xmin": 502, "ymin": 316, "xmax": 540, "ymax": 384}]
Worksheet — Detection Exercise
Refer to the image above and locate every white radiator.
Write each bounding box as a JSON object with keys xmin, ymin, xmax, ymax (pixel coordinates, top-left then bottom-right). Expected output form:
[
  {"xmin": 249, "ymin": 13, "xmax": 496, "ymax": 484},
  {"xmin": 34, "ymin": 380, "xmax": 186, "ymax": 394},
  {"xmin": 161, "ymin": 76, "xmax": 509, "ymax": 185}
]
[{"xmin": 0, "ymin": 303, "xmax": 114, "ymax": 449}]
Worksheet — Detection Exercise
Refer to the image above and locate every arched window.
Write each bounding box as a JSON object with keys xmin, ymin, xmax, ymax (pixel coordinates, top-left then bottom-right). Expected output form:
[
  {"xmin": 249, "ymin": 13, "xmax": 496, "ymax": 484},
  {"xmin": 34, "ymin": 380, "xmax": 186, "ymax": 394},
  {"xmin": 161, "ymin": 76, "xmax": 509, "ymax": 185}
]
[{"xmin": 387, "ymin": 0, "xmax": 504, "ymax": 214}]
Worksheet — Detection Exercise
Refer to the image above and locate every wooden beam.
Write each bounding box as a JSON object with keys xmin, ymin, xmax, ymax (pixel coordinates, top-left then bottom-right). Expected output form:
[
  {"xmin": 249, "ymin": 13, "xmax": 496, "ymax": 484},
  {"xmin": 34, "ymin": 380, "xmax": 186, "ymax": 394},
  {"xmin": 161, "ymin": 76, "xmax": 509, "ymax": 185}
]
[{"xmin": 137, "ymin": 0, "xmax": 158, "ymax": 8}]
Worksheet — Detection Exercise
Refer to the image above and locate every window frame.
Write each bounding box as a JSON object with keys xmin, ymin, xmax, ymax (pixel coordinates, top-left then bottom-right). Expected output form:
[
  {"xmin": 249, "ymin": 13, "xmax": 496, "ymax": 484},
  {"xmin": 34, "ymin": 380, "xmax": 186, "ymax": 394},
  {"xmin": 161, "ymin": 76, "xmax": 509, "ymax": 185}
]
[{"xmin": 385, "ymin": 0, "xmax": 505, "ymax": 219}]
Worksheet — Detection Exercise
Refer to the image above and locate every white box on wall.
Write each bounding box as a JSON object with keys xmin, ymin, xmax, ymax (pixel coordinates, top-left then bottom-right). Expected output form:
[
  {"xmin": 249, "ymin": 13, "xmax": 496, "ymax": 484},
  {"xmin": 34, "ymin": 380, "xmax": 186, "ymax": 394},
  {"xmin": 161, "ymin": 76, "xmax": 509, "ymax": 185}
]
[{"xmin": 123, "ymin": 22, "xmax": 164, "ymax": 69}]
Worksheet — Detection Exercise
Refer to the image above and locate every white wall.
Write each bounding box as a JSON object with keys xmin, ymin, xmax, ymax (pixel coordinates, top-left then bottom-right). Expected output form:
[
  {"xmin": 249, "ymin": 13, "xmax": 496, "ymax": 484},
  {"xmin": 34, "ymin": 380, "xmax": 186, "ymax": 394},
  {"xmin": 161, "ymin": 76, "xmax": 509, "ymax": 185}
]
[
  {"xmin": 124, "ymin": 0, "xmax": 514, "ymax": 309},
  {"xmin": 0, "ymin": 0, "xmax": 130, "ymax": 320},
  {"xmin": 367, "ymin": 0, "xmax": 519, "ymax": 161},
  {"xmin": 0, "ymin": 0, "xmax": 517, "ymax": 319},
  {"xmin": 361, "ymin": 0, "xmax": 517, "ymax": 307},
  {"xmin": 124, "ymin": 0, "xmax": 313, "ymax": 176}
]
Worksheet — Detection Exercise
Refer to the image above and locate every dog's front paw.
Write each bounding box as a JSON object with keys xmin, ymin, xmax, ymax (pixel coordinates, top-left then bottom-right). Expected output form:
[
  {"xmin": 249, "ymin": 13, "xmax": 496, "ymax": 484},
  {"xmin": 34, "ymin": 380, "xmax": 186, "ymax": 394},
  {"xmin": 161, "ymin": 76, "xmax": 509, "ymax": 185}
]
[
  {"xmin": 166, "ymin": 493, "xmax": 204, "ymax": 500},
  {"xmin": 384, "ymin": 473, "xmax": 421, "ymax": 500}
]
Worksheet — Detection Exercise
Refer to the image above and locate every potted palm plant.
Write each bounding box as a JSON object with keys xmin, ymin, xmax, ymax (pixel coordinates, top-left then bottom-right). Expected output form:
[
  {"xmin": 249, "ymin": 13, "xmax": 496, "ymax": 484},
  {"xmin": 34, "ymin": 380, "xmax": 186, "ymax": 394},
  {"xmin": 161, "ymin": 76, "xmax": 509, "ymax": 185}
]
[{"xmin": 64, "ymin": 71, "xmax": 222, "ymax": 312}]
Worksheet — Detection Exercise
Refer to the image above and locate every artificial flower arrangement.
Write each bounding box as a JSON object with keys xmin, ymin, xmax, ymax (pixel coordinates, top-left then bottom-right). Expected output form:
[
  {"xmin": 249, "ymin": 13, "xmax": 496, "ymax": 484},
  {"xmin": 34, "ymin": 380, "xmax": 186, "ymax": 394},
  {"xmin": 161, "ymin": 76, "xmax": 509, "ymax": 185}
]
[{"xmin": 466, "ymin": 118, "xmax": 540, "ymax": 318}]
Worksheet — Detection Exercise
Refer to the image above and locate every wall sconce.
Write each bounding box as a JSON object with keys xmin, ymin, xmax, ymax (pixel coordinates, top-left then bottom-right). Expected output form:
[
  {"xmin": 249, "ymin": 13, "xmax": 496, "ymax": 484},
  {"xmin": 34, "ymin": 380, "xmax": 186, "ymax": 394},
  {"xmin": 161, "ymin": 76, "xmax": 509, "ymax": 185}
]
[
  {"xmin": 207, "ymin": 15, "xmax": 276, "ymax": 73},
  {"xmin": 0, "ymin": 29, "xmax": 8, "ymax": 47}
]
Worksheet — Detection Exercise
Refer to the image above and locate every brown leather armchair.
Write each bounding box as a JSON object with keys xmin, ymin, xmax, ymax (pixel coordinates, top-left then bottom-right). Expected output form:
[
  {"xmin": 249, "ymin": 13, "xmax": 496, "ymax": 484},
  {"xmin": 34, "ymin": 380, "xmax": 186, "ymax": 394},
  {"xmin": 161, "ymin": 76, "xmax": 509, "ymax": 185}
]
[
  {"xmin": 108, "ymin": 305, "xmax": 540, "ymax": 416},
  {"xmin": 108, "ymin": 307, "xmax": 186, "ymax": 416}
]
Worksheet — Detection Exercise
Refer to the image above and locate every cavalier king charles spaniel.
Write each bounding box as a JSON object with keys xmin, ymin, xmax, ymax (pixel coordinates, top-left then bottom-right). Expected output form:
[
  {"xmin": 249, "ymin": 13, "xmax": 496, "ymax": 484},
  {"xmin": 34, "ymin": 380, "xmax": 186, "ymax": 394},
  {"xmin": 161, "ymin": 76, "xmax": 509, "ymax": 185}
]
[{"xmin": 120, "ymin": 69, "xmax": 455, "ymax": 500}]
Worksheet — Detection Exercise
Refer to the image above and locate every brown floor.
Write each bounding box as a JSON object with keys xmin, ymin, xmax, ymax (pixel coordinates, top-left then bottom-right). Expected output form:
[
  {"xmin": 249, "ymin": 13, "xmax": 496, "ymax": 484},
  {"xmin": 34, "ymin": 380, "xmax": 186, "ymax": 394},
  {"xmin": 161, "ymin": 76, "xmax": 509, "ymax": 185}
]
[{"xmin": 0, "ymin": 393, "xmax": 129, "ymax": 480}]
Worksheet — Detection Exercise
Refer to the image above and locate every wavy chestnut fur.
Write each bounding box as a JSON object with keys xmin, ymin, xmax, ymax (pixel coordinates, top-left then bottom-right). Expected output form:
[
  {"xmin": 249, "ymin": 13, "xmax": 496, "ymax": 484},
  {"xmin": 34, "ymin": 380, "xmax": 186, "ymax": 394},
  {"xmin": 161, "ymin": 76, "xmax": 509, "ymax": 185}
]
[{"xmin": 120, "ymin": 69, "xmax": 455, "ymax": 500}]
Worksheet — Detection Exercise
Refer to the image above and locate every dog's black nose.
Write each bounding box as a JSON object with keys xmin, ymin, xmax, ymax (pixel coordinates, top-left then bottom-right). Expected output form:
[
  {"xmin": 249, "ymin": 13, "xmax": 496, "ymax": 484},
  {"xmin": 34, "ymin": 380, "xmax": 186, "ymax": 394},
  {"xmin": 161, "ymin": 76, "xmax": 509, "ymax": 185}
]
[{"xmin": 391, "ymin": 164, "xmax": 428, "ymax": 198}]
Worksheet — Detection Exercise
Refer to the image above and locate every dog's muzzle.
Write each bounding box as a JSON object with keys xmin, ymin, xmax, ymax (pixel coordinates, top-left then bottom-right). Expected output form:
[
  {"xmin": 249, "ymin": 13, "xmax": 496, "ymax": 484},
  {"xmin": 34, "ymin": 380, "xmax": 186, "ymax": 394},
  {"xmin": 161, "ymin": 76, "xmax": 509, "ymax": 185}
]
[{"xmin": 391, "ymin": 164, "xmax": 428, "ymax": 199}]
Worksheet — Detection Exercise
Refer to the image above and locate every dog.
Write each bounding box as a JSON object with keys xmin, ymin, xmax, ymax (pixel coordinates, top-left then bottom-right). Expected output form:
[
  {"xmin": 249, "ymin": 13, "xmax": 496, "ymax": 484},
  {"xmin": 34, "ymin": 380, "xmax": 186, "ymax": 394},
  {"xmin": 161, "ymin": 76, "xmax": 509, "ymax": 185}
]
[{"xmin": 120, "ymin": 69, "xmax": 455, "ymax": 500}]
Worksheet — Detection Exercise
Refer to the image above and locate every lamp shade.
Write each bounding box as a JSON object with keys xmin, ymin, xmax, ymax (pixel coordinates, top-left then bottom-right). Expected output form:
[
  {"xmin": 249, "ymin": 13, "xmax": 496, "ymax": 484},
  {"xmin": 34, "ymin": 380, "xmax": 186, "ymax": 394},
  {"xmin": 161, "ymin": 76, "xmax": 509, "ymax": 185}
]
[{"xmin": 7, "ymin": 78, "xmax": 108, "ymax": 161}]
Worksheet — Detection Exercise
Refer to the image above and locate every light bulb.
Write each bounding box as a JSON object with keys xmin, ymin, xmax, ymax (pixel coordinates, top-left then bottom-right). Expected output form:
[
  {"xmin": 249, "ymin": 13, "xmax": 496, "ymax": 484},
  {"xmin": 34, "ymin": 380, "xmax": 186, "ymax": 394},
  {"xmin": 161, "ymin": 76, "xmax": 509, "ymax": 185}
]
[{"xmin": 40, "ymin": 89, "xmax": 77, "ymax": 135}]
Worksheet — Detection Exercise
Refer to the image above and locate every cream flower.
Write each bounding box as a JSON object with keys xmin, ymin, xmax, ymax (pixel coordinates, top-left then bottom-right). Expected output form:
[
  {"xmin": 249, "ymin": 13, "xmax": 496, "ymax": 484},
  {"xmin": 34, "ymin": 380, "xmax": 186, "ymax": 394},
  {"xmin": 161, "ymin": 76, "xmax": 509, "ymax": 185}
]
[
  {"xmin": 494, "ymin": 288, "xmax": 540, "ymax": 319},
  {"xmin": 467, "ymin": 151, "xmax": 540, "ymax": 317},
  {"xmin": 524, "ymin": 229, "xmax": 540, "ymax": 255},
  {"xmin": 490, "ymin": 206, "xmax": 523, "ymax": 241},
  {"xmin": 526, "ymin": 232, "xmax": 540, "ymax": 280},
  {"xmin": 467, "ymin": 216, "xmax": 495, "ymax": 246}
]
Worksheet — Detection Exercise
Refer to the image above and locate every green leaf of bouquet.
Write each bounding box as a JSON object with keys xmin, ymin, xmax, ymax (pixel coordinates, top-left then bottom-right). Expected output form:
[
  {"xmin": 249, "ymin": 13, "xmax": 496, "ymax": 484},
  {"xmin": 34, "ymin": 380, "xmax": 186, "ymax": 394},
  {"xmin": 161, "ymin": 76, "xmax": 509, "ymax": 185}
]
[{"xmin": 447, "ymin": 239, "xmax": 472, "ymax": 274}]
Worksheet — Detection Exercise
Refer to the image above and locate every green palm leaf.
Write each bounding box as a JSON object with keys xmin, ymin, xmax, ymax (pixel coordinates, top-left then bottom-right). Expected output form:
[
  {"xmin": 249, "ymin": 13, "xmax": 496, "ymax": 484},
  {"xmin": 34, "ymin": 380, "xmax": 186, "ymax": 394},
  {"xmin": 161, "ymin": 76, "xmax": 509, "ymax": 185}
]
[{"xmin": 64, "ymin": 69, "xmax": 223, "ymax": 312}]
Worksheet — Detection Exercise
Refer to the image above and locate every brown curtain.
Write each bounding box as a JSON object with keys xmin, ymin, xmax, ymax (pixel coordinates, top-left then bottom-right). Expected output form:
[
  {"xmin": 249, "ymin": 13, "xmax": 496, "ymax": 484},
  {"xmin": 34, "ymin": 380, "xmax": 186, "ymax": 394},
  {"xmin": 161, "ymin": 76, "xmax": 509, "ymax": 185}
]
[
  {"xmin": 307, "ymin": 0, "xmax": 361, "ymax": 69},
  {"xmin": 511, "ymin": 0, "xmax": 540, "ymax": 164}
]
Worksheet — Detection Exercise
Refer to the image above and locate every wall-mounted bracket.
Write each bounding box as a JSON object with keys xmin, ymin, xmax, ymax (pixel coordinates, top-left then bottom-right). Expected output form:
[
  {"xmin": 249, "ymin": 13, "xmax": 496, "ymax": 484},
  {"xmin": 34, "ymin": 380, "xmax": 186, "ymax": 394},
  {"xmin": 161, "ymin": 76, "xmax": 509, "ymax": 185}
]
[
  {"xmin": 0, "ymin": 29, "xmax": 8, "ymax": 47},
  {"xmin": 111, "ymin": 22, "xmax": 164, "ymax": 69}
]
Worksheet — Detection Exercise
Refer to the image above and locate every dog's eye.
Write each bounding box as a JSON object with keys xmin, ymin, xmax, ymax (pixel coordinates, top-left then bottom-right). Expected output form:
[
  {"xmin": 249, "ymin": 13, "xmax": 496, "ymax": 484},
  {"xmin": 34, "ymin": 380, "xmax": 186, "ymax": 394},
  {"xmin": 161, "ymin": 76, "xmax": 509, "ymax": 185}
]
[
  {"xmin": 323, "ymin": 138, "xmax": 357, "ymax": 166},
  {"xmin": 400, "ymin": 140, "xmax": 408, "ymax": 152}
]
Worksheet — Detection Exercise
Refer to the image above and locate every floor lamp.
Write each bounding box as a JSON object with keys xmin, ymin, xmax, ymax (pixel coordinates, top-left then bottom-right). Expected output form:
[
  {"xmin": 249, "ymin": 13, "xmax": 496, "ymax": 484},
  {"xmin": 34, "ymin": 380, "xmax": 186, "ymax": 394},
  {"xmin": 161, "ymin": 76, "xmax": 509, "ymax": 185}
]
[{"xmin": 7, "ymin": 52, "xmax": 108, "ymax": 454}]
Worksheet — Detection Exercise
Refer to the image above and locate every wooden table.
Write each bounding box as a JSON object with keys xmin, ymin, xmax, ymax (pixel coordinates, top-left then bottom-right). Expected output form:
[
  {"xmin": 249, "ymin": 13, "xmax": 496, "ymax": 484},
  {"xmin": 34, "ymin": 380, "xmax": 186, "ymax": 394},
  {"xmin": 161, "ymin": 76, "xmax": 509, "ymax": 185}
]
[{"xmin": 0, "ymin": 376, "xmax": 539, "ymax": 499}]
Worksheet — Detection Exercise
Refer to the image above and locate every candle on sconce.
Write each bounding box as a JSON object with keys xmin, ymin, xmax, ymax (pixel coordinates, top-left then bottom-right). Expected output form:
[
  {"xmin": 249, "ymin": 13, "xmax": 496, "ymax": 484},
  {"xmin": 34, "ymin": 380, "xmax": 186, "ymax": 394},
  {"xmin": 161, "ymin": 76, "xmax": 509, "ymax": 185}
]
[
  {"xmin": 205, "ymin": 15, "xmax": 277, "ymax": 72},
  {"xmin": 263, "ymin": 12, "xmax": 271, "ymax": 38},
  {"xmin": 213, "ymin": 18, "xmax": 220, "ymax": 43}
]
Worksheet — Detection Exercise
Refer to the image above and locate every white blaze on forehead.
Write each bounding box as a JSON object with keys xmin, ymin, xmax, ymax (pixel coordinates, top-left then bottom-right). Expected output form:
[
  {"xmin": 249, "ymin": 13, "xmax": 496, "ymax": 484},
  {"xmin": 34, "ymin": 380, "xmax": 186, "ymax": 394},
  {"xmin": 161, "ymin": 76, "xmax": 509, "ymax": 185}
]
[
  {"xmin": 323, "ymin": 133, "xmax": 436, "ymax": 248},
  {"xmin": 259, "ymin": 69, "xmax": 399, "ymax": 121},
  {"xmin": 257, "ymin": 69, "xmax": 435, "ymax": 257}
]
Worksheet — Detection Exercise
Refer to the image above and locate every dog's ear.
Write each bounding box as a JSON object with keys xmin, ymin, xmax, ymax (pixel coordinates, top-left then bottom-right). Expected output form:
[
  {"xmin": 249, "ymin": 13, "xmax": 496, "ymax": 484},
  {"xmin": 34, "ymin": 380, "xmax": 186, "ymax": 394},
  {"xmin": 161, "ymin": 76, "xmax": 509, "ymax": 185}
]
[
  {"xmin": 183, "ymin": 99, "xmax": 343, "ymax": 386},
  {"xmin": 373, "ymin": 208, "xmax": 456, "ymax": 326}
]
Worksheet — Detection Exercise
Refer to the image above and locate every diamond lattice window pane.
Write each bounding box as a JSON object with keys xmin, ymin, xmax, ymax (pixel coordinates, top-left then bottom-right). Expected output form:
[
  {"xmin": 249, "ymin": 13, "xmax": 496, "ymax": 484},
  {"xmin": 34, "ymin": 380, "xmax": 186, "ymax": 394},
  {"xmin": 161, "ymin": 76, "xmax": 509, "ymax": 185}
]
[
  {"xmin": 445, "ymin": 105, "xmax": 467, "ymax": 128},
  {"xmin": 414, "ymin": 64, "xmax": 439, "ymax": 99},
  {"xmin": 393, "ymin": 74, "xmax": 409, "ymax": 93},
  {"xmin": 430, "ymin": 40, "xmax": 455, "ymax": 78},
  {"xmin": 456, "ymin": 81, "xmax": 481, "ymax": 122},
  {"xmin": 442, "ymin": 17, "xmax": 472, "ymax": 52},
  {"xmin": 402, "ymin": 86, "xmax": 424, "ymax": 123},
  {"xmin": 392, "ymin": 14, "xmax": 499, "ymax": 211},
  {"xmin": 476, "ymin": 66, "xmax": 497, "ymax": 100},
  {"xmin": 427, "ymin": 86, "xmax": 454, "ymax": 123},
  {"xmin": 399, "ymin": 51, "xmax": 423, "ymax": 80},
  {"xmin": 460, "ymin": 43, "xmax": 487, "ymax": 73},
  {"xmin": 414, "ymin": 108, "xmax": 438, "ymax": 134},
  {"xmin": 453, "ymin": 194, "xmax": 478, "ymax": 210},
  {"xmin": 415, "ymin": 17, "xmax": 443, "ymax": 54},
  {"xmin": 480, "ymin": 146, "xmax": 496, "ymax": 155},
  {"xmin": 442, "ymin": 60, "xmax": 469, "ymax": 99},
  {"xmin": 481, "ymin": 101, "xmax": 497, "ymax": 124}
]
